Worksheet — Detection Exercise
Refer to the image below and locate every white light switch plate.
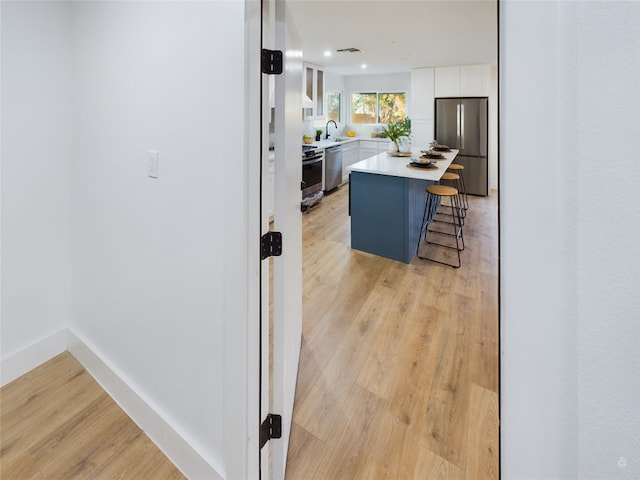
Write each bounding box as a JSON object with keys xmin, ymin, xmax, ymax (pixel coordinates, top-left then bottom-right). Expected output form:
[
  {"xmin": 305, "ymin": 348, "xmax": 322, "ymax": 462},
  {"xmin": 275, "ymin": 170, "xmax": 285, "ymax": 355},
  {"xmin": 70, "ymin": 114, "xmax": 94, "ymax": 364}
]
[{"xmin": 148, "ymin": 150, "xmax": 159, "ymax": 178}]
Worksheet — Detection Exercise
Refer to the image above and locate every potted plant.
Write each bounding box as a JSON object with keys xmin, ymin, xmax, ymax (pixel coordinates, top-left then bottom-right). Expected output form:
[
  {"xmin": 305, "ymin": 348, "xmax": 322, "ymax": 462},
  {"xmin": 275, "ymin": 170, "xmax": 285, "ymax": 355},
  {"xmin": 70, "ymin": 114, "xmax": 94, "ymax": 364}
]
[
  {"xmin": 380, "ymin": 117, "xmax": 411, "ymax": 152},
  {"xmin": 315, "ymin": 129, "xmax": 323, "ymax": 141}
]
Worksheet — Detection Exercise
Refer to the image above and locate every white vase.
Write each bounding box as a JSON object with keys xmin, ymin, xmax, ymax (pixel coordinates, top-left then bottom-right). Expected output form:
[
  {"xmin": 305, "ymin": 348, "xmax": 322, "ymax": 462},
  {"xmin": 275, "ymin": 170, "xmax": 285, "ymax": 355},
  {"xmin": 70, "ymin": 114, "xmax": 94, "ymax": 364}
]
[
  {"xmin": 388, "ymin": 140, "xmax": 398, "ymax": 153},
  {"xmin": 397, "ymin": 136, "xmax": 411, "ymax": 153}
]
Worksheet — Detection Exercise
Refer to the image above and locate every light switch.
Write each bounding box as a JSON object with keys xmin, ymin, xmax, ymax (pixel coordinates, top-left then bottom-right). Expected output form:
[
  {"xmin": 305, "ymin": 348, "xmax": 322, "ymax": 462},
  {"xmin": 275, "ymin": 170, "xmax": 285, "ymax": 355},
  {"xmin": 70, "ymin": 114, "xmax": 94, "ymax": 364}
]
[{"xmin": 148, "ymin": 150, "xmax": 159, "ymax": 178}]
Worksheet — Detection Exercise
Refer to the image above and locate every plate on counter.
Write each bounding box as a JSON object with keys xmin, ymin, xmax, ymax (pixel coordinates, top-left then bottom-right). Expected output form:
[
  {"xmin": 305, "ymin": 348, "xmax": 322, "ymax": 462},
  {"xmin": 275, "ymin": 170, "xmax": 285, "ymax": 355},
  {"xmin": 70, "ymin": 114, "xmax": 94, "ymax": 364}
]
[
  {"xmin": 432, "ymin": 145, "xmax": 451, "ymax": 152},
  {"xmin": 420, "ymin": 152, "xmax": 445, "ymax": 159},
  {"xmin": 408, "ymin": 161, "xmax": 438, "ymax": 169}
]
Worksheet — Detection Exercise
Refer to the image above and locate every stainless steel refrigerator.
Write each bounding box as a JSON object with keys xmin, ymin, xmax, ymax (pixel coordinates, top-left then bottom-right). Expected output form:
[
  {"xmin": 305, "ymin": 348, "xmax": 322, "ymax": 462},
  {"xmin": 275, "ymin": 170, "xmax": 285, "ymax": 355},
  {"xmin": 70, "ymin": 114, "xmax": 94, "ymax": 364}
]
[{"xmin": 435, "ymin": 97, "xmax": 488, "ymax": 196}]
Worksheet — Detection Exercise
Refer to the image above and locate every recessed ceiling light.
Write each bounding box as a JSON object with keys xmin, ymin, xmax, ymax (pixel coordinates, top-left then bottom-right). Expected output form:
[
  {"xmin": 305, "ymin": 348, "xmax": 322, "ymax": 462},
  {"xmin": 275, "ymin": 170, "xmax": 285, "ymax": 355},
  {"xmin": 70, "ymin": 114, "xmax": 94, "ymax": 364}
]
[
  {"xmin": 324, "ymin": 50, "xmax": 332, "ymax": 57},
  {"xmin": 361, "ymin": 64, "xmax": 367, "ymax": 69}
]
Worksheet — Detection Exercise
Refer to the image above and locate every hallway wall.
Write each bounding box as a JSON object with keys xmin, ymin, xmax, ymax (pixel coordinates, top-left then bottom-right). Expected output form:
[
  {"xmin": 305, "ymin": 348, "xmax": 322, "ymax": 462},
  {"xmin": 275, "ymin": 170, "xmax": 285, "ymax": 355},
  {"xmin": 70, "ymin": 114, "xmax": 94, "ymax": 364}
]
[
  {"xmin": 501, "ymin": 1, "xmax": 640, "ymax": 478},
  {"xmin": 1, "ymin": 1, "xmax": 73, "ymax": 379},
  {"xmin": 1, "ymin": 2, "xmax": 256, "ymax": 478}
]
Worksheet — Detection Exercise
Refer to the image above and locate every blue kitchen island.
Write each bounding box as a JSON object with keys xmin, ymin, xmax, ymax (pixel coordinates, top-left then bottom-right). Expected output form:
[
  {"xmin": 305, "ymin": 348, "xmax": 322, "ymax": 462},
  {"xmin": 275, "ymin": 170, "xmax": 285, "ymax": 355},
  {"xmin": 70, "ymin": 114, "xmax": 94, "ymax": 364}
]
[{"xmin": 348, "ymin": 149, "xmax": 458, "ymax": 264}]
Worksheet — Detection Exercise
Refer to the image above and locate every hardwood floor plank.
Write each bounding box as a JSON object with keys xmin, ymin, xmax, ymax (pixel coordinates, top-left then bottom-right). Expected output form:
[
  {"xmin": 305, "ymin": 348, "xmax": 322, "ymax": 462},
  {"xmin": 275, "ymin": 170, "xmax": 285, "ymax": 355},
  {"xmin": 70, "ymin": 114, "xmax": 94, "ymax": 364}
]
[
  {"xmin": 287, "ymin": 185, "xmax": 499, "ymax": 479},
  {"xmin": 1, "ymin": 369, "xmax": 107, "ymax": 466},
  {"xmin": 303, "ymin": 384, "xmax": 385, "ymax": 480},
  {"xmin": 293, "ymin": 282, "xmax": 395, "ymax": 441},
  {"xmin": 0, "ymin": 449, "xmax": 46, "ymax": 480},
  {"xmin": 284, "ymin": 423, "xmax": 326, "ymax": 480},
  {"xmin": 0, "ymin": 352, "xmax": 186, "ymax": 479},
  {"xmin": 413, "ymin": 446, "xmax": 465, "ymax": 480},
  {"xmin": 464, "ymin": 383, "xmax": 500, "ymax": 480}
]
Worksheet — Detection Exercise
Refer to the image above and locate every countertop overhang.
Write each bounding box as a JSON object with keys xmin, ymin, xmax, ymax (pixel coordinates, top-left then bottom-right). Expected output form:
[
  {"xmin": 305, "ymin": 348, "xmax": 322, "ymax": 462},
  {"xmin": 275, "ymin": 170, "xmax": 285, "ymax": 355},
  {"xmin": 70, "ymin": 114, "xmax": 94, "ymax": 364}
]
[{"xmin": 348, "ymin": 149, "xmax": 459, "ymax": 181}]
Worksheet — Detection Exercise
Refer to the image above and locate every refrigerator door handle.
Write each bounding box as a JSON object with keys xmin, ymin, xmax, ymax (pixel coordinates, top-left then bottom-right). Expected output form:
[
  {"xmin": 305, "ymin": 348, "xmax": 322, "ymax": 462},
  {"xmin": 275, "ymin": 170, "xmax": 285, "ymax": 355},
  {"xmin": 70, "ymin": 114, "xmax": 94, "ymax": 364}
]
[
  {"xmin": 460, "ymin": 104, "xmax": 465, "ymax": 151},
  {"xmin": 456, "ymin": 104, "xmax": 461, "ymax": 147}
]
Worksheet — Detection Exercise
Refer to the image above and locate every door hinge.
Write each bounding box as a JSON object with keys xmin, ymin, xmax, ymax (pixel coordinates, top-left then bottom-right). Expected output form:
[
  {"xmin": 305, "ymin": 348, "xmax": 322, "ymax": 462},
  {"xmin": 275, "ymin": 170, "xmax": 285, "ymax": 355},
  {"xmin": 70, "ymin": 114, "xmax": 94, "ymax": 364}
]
[
  {"xmin": 261, "ymin": 231, "xmax": 282, "ymax": 260},
  {"xmin": 260, "ymin": 413, "xmax": 282, "ymax": 448},
  {"xmin": 261, "ymin": 49, "xmax": 283, "ymax": 75}
]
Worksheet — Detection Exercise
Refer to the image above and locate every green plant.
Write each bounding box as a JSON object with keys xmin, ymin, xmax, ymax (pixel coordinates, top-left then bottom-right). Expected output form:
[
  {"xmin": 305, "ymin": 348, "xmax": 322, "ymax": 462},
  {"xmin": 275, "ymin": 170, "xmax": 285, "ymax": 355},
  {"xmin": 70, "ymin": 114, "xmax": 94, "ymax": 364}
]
[{"xmin": 380, "ymin": 117, "xmax": 411, "ymax": 143}]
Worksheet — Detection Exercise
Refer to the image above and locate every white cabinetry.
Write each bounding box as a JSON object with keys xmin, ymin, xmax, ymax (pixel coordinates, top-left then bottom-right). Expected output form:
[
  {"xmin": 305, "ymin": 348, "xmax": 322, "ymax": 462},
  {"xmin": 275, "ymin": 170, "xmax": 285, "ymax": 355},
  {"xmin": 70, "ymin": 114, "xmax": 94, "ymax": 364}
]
[
  {"xmin": 358, "ymin": 140, "xmax": 383, "ymax": 161},
  {"xmin": 411, "ymin": 68, "xmax": 436, "ymax": 150},
  {"xmin": 460, "ymin": 65, "xmax": 491, "ymax": 97},
  {"xmin": 303, "ymin": 63, "xmax": 324, "ymax": 120},
  {"xmin": 341, "ymin": 141, "xmax": 359, "ymax": 184},
  {"xmin": 434, "ymin": 65, "xmax": 491, "ymax": 98},
  {"xmin": 411, "ymin": 68, "xmax": 435, "ymax": 118},
  {"xmin": 434, "ymin": 66, "xmax": 460, "ymax": 98},
  {"xmin": 411, "ymin": 119, "xmax": 435, "ymax": 151}
]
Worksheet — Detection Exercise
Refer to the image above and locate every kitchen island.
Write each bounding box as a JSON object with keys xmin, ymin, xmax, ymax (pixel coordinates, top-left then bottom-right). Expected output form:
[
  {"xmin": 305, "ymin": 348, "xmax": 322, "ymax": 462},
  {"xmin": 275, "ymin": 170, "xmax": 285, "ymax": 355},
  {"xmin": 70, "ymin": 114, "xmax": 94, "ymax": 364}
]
[{"xmin": 348, "ymin": 149, "xmax": 458, "ymax": 263}]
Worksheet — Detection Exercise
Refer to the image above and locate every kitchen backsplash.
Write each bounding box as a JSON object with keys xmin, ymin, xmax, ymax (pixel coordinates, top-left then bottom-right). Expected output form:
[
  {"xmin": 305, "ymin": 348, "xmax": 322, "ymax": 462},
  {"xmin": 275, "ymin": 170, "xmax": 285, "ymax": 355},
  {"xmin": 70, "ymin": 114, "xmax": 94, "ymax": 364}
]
[{"xmin": 303, "ymin": 119, "xmax": 388, "ymax": 139}]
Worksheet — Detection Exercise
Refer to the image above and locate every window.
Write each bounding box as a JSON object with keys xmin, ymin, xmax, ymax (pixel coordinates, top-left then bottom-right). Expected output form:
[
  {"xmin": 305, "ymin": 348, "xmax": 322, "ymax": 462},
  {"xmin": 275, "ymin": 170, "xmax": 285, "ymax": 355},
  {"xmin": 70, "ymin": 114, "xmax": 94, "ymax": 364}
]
[
  {"xmin": 326, "ymin": 91, "xmax": 341, "ymax": 122},
  {"xmin": 378, "ymin": 93, "xmax": 406, "ymax": 124},
  {"xmin": 351, "ymin": 93, "xmax": 377, "ymax": 124},
  {"xmin": 351, "ymin": 92, "xmax": 406, "ymax": 124}
]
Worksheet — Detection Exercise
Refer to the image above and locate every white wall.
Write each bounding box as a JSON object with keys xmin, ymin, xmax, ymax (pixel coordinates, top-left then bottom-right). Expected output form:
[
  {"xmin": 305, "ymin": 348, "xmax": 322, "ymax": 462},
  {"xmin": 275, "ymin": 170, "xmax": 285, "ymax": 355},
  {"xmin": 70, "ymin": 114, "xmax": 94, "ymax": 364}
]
[
  {"xmin": 70, "ymin": 2, "xmax": 248, "ymax": 476},
  {"xmin": 325, "ymin": 71, "xmax": 346, "ymax": 93},
  {"xmin": 1, "ymin": 1, "xmax": 73, "ymax": 377},
  {"xmin": 2, "ymin": 1, "xmax": 256, "ymax": 478},
  {"xmin": 501, "ymin": 1, "xmax": 640, "ymax": 479},
  {"xmin": 345, "ymin": 72, "xmax": 410, "ymax": 94}
]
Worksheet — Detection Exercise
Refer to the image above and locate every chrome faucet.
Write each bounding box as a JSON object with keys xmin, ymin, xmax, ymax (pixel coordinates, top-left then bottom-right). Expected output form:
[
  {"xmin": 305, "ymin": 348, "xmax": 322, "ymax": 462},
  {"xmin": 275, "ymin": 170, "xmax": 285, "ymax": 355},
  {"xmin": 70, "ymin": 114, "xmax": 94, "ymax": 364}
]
[{"xmin": 325, "ymin": 120, "xmax": 337, "ymax": 139}]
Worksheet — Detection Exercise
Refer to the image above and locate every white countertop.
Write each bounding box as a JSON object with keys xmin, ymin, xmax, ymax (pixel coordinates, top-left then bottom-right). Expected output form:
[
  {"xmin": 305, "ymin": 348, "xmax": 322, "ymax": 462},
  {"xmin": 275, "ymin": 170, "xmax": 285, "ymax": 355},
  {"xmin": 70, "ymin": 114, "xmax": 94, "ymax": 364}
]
[
  {"xmin": 304, "ymin": 136, "xmax": 390, "ymax": 150},
  {"xmin": 348, "ymin": 149, "xmax": 459, "ymax": 181},
  {"xmin": 308, "ymin": 138, "xmax": 358, "ymax": 149}
]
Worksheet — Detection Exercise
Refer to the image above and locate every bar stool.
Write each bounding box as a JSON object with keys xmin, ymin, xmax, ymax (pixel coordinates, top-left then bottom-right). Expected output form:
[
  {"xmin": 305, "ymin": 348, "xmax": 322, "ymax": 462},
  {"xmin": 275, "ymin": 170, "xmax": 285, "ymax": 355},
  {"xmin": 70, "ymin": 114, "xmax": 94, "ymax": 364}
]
[
  {"xmin": 446, "ymin": 163, "xmax": 469, "ymax": 211},
  {"xmin": 438, "ymin": 171, "xmax": 466, "ymax": 224},
  {"xmin": 416, "ymin": 184, "xmax": 464, "ymax": 268}
]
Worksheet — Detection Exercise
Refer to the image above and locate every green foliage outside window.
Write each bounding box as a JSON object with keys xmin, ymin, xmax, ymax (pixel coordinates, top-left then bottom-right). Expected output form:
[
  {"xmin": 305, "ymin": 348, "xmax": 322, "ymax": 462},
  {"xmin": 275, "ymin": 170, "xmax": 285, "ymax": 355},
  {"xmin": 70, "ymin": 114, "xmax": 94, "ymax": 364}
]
[
  {"xmin": 351, "ymin": 92, "xmax": 407, "ymax": 124},
  {"xmin": 326, "ymin": 92, "xmax": 341, "ymax": 122},
  {"xmin": 378, "ymin": 93, "xmax": 406, "ymax": 124},
  {"xmin": 351, "ymin": 93, "xmax": 377, "ymax": 124}
]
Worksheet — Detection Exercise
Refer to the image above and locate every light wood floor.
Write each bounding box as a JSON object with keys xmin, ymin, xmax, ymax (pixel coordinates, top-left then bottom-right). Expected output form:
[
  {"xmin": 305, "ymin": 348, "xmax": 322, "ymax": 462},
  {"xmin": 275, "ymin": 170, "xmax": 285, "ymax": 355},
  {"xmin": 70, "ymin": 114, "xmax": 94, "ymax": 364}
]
[
  {"xmin": 0, "ymin": 352, "xmax": 186, "ymax": 480},
  {"xmin": 286, "ymin": 185, "xmax": 499, "ymax": 479}
]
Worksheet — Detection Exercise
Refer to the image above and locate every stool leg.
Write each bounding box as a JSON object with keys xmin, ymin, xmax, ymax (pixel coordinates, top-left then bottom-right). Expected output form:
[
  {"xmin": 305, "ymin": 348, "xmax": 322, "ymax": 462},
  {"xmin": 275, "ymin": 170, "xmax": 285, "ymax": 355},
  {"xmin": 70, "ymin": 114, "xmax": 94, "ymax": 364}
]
[
  {"xmin": 434, "ymin": 179, "xmax": 465, "ymax": 227},
  {"xmin": 456, "ymin": 177, "xmax": 467, "ymax": 218},
  {"xmin": 429, "ymin": 194, "xmax": 464, "ymax": 252},
  {"xmin": 417, "ymin": 193, "xmax": 463, "ymax": 268},
  {"xmin": 417, "ymin": 193, "xmax": 434, "ymax": 257},
  {"xmin": 453, "ymin": 192, "xmax": 465, "ymax": 251},
  {"xmin": 458, "ymin": 172, "xmax": 469, "ymax": 210}
]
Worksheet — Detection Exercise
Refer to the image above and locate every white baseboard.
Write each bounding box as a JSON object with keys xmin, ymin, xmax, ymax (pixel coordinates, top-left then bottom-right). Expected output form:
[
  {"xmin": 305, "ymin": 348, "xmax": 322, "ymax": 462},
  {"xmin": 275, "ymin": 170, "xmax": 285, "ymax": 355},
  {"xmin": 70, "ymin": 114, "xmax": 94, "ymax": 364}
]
[
  {"xmin": 0, "ymin": 328, "xmax": 69, "ymax": 386},
  {"xmin": 67, "ymin": 329, "xmax": 223, "ymax": 480},
  {"xmin": 1, "ymin": 328, "xmax": 223, "ymax": 480}
]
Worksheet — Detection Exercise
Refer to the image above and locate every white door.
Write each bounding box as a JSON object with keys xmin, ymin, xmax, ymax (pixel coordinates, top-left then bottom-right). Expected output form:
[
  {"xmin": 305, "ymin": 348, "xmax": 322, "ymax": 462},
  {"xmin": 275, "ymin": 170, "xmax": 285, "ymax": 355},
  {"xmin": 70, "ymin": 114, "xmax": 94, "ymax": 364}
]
[{"xmin": 260, "ymin": 1, "xmax": 303, "ymax": 479}]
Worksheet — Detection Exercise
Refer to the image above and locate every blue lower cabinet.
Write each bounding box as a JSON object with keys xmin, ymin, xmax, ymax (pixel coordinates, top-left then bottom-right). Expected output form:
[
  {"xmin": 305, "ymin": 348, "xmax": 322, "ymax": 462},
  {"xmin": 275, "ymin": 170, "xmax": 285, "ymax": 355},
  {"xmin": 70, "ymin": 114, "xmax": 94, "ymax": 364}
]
[{"xmin": 350, "ymin": 172, "xmax": 432, "ymax": 264}]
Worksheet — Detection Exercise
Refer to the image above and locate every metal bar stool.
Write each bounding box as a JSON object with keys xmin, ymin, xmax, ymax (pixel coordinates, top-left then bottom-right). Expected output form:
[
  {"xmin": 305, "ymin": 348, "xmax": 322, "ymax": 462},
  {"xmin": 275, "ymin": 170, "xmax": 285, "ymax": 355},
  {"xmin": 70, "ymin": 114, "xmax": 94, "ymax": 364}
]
[
  {"xmin": 446, "ymin": 163, "xmax": 469, "ymax": 211},
  {"xmin": 437, "ymin": 171, "xmax": 466, "ymax": 225},
  {"xmin": 416, "ymin": 184, "xmax": 464, "ymax": 268}
]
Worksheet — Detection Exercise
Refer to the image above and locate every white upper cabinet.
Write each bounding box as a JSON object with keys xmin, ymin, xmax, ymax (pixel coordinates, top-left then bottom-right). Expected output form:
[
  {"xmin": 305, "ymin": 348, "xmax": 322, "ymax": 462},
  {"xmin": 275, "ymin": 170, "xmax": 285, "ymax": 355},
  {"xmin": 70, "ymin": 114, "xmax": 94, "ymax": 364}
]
[
  {"xmin": 460, "ymin": 65, "xmax": 491, "ymax": 97},
  {"xmin": 303, "ymin": 63, "xmax": 325, "ymax": 120},
  {"xmin": 411, "ymin": 68, "xmax": 435, "ymax": 119},
  {"xmin": 411, "ymin": 118, "xmax": 435, "ymax": 151},
  {"xmin": 434, "ymin": 66, "xmax": 461, "ymax": 98},
  {"xmin": 434, "ymin": 65, "xmax": 491, "ymax": 98}
]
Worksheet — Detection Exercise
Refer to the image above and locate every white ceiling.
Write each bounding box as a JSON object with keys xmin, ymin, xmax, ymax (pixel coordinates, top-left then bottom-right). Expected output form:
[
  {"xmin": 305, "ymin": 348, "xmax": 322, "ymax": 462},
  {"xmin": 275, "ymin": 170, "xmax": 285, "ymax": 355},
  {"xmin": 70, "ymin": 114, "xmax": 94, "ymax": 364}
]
[{"xmin": 287, "ymin": 0, "xmax": 497, "ymax": 76}]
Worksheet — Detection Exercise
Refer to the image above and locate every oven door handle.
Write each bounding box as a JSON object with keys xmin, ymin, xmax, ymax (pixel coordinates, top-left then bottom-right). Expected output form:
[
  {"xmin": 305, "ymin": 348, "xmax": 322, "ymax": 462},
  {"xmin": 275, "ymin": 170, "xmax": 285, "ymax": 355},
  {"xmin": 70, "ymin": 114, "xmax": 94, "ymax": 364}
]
[{"xmin": 302, "ymin": 157, "xmax": 323, "ymax": 166}]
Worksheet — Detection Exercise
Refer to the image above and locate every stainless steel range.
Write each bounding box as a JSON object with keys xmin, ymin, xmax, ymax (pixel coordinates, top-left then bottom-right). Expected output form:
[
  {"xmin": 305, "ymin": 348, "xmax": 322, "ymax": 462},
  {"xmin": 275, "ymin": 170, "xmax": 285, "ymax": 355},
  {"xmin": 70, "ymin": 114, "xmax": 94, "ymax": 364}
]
[{"xmin": 301, "ymin": 145, "xmax": 324, "ymax": 212}]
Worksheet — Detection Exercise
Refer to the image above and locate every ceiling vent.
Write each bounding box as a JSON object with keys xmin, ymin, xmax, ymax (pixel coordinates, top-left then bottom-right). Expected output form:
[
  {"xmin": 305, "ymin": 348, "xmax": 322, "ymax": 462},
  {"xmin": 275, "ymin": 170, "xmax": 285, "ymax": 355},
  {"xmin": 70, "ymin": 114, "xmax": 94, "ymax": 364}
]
[{"xmin": 336, "ymin": 47, "xmax": 362, "ymax": 53}]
